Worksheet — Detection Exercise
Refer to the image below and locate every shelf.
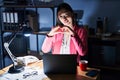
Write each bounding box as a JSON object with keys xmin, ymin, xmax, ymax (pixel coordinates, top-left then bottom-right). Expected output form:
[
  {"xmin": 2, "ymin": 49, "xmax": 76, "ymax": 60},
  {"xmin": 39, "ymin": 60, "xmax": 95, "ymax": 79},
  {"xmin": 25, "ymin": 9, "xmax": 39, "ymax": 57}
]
[
  {"xmin": 0, "ymin": 0, "xmax": 59, "ymax": 69},
  {"xmin": 88, "ymin": 36, "xmax": 120, "ymax": 70},
  {"xmin": 89, "ymin": 35, "xmax": 120, "ymax": 41},
  {"xmin": 0, "ymin": 0, "xmax": 64, "ymax": 8},
  {"xmin": 0, "ymin": 4, "xmax": 57, "ymax": 8},
  {"xmin": 33, "ymin": 31, "xmax": 49, "ymax": 35},
  {"xmin": 2, "ymin": 30, "xmax": 49, "ymax": 35},
  {"xmin": 89, "ymin": 65, "xmax": 120, "ymax": 71},
  {"xmin": 3, "ymin": 30, "xmax": 21, "ymax": 32}
]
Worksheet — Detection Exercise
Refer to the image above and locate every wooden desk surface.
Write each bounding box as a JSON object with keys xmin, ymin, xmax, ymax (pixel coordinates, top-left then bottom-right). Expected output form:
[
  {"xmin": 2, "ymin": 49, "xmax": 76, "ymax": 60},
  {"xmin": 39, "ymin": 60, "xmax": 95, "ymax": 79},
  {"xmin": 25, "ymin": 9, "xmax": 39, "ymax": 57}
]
[{"xmin": 0, "ymin": 60, "xmax": 100, "ymax": 80}]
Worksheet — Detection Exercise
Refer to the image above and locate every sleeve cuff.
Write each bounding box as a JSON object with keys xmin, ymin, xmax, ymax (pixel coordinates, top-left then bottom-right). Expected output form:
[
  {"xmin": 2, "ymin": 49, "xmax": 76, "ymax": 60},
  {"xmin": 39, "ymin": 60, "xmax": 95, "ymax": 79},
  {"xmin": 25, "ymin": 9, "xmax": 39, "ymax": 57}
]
[
  {"xmin": 71, "ymin": 35, "xmax": 74, "ymax": 37},
  {"xmin": 47, "ymin": 34, "xmax": 53, "ymax": 37}
]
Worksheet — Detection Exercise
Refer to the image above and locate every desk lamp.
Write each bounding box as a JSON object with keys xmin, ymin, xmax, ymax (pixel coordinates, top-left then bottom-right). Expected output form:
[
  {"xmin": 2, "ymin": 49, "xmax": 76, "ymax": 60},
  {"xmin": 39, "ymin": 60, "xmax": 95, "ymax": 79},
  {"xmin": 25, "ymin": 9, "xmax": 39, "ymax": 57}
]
[{"xmin": 4, "ymin": 21, "xmax": 32, "ymax": 73}]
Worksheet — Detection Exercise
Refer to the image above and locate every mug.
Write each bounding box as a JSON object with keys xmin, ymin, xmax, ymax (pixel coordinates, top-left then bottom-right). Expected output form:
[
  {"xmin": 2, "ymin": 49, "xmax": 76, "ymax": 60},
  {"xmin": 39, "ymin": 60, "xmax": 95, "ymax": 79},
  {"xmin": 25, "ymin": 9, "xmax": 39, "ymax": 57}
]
[{"xmin": 79, "ymin": 60, "xmax": 88, "ymax": 71}]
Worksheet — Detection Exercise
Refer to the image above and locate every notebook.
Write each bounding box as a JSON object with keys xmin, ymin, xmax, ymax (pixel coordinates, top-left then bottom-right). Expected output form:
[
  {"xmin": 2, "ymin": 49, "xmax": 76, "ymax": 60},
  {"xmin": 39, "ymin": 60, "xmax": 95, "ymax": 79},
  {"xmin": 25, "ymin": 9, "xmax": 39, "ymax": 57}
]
[{"xmin": 42, "ymin": 53, "xmax": 77, "ymax": 74}]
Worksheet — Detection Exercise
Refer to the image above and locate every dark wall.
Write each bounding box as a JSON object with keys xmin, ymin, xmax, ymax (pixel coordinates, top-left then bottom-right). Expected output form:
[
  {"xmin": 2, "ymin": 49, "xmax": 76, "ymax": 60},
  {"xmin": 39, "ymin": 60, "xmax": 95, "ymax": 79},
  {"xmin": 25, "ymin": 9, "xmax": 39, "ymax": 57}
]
[
  {"xmin": 64, "ymin": 0, "xmax": 120, "ymax": 33},
  {"xmin": 30, "ymin": 0, "xmax": 120, "ymax": 51}
]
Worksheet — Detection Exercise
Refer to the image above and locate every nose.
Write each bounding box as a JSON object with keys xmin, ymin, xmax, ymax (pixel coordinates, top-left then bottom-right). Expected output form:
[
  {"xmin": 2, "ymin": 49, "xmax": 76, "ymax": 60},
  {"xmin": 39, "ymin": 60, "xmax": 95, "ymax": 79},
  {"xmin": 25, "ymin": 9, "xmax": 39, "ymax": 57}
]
[
  {"xmin": 63, "ymin": 16, "xmax": 66, "ymax": 19},
  {"xmin": 62, "ymin": 16, "xmax": 67, "ymax": 20}
]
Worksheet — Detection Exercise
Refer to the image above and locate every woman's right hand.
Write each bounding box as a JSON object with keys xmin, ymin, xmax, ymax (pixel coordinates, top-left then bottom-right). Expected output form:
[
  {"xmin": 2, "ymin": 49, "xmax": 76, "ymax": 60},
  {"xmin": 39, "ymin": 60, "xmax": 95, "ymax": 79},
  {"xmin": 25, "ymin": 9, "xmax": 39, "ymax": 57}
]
[{"xmin": 47, "ymin": 26, "xmax": 62, "ymax": 36}]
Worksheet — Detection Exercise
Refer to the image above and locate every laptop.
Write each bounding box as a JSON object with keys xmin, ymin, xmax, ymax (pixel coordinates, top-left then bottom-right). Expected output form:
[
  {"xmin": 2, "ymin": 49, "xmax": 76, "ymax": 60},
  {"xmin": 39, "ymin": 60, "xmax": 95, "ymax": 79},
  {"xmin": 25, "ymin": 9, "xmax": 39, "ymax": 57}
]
[{"xmin": 42, "ymin": 53, "xmax": 77, "ymax": 74}]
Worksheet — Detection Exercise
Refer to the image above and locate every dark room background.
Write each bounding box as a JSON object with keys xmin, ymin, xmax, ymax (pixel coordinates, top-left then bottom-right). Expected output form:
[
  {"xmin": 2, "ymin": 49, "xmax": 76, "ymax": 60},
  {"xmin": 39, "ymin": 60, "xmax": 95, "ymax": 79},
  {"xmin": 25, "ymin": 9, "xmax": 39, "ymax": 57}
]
[
  {"xmin": 0, "ymin": 0, "xmax": 120, "ymax": 68},
  {"xmin": 29, "ymin": 0, "xmax": 120, "ymax": 52}
]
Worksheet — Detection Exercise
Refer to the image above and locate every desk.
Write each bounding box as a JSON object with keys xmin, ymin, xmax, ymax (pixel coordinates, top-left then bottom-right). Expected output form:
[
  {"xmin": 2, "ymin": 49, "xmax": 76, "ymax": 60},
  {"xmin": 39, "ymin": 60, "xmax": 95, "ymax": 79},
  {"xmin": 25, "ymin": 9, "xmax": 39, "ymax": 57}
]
[{"xmin": 0, "ymin": 60, "xmax": 100, "ymax": 80}]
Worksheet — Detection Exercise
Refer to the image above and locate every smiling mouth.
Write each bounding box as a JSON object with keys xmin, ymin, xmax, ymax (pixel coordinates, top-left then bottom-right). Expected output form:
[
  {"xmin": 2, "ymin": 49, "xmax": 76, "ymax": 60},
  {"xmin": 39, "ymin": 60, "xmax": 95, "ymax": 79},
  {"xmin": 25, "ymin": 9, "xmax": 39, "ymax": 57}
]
[{"xmin": 64, "ymin": 20, "xmax": 69, "ymax": 23}]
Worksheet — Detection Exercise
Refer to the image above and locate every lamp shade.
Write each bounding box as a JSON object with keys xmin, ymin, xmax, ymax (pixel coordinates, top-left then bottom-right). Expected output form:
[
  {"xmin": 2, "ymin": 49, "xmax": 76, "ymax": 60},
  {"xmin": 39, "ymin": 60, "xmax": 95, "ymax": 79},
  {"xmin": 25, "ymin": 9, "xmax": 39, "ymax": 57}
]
[
  {"xmin": 22, "ymin": 26, "xmax": 32, "ymax": 36},
  {"xmin": 21, "ymin": 21, "xmax": 33, "ymax": 37}
]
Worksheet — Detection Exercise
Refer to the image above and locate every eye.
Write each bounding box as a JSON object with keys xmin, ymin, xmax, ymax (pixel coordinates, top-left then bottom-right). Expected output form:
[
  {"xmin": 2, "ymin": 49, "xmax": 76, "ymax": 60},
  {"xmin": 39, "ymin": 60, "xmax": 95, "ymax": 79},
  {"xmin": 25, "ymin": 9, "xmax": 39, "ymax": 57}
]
[
  {"xmin": 65, "ymin": 15, "xmax": 69, "ymax": 18},
  {"xmin": 59, "ymin": 15, "xmax": 69, "ymax": 19},
  {"xmin": 59, "ymin": 15, "xmax": 63, "ymax": 18}
]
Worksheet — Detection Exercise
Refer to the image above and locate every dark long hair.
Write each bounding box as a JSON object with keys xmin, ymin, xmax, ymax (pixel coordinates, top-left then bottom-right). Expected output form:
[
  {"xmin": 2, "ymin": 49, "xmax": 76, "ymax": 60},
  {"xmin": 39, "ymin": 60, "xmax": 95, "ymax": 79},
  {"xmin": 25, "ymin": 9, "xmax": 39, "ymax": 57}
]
[{"xmin": 56, "ymin": 3, "xmax": 76, "ymax": 27}]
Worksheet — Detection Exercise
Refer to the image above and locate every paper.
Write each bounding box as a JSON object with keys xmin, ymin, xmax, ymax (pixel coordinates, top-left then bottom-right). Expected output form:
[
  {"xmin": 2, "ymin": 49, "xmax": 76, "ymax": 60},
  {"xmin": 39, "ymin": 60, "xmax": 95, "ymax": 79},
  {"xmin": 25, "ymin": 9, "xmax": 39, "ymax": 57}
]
[{"xmin": 0, "ymin": 66, "xmax": 48, "ymax": 80}]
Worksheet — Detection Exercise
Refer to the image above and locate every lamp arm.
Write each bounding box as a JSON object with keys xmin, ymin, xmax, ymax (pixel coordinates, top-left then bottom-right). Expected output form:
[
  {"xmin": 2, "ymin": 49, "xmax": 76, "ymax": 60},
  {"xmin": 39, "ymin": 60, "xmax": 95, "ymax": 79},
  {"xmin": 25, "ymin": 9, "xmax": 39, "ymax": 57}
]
[
  {"xmin": 4, "ymin": 33, "xmax": 18, "ymax": 67},
  {"xmin": 8, "ymin": 33, "xmax": 17, "ymax": 45},
  {"xmin": 4, "ymin": 42, "xmax": 25, "ymax": 73},
  {"xmin": 4, "ymin": 43, "xmax": 17, "ymax": 66}
]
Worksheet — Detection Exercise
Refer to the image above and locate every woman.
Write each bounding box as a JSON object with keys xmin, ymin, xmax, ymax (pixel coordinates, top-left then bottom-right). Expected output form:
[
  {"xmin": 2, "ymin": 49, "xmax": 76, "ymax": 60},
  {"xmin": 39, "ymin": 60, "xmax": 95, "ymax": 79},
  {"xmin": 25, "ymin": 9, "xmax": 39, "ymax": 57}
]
[{"xmin": 42, "ymin": 3, "xmax": 88, "ymax": 63}]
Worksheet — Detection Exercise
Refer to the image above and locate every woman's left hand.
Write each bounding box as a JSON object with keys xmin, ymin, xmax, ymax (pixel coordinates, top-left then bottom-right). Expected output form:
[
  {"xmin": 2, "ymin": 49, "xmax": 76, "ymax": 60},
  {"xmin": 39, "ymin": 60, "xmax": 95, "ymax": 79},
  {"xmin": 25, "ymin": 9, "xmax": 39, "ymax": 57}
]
[{"xmin": 63, "ymin": 26, "xmax": 74, "ymax": 36}]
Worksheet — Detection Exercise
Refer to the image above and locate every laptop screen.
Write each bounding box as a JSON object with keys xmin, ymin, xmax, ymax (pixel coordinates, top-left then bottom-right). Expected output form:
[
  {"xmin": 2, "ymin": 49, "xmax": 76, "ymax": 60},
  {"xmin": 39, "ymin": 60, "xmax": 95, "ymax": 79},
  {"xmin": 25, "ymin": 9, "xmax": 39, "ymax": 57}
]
[{"xmin": 42, "ymin": 54, "xmax": 77, "ymax": 74}]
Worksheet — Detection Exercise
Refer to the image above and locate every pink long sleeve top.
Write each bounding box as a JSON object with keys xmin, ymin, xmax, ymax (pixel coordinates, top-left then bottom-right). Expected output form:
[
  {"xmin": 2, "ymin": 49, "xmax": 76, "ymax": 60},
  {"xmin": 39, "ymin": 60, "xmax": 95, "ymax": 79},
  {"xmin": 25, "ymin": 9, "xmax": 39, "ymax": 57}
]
[{"xmin": 42, "ymin": 25, "xmax": 88, "ymax": 57}]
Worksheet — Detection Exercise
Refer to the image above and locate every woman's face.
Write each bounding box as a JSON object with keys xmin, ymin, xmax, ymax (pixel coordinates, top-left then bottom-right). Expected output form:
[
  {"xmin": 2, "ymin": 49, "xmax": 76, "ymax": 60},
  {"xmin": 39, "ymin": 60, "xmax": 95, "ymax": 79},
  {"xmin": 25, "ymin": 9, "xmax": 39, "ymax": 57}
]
[{"xmin": 58, "ymin": 12, "xmax": 73, "ymax": 27}]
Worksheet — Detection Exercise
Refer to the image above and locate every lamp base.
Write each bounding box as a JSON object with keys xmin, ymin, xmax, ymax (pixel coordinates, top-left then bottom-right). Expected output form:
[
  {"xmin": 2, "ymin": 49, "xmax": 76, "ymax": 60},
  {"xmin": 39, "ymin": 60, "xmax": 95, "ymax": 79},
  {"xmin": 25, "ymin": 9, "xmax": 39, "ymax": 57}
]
[{"xmin": 8, "ymin": 65, "xmax": 24, "ymax": 73}]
